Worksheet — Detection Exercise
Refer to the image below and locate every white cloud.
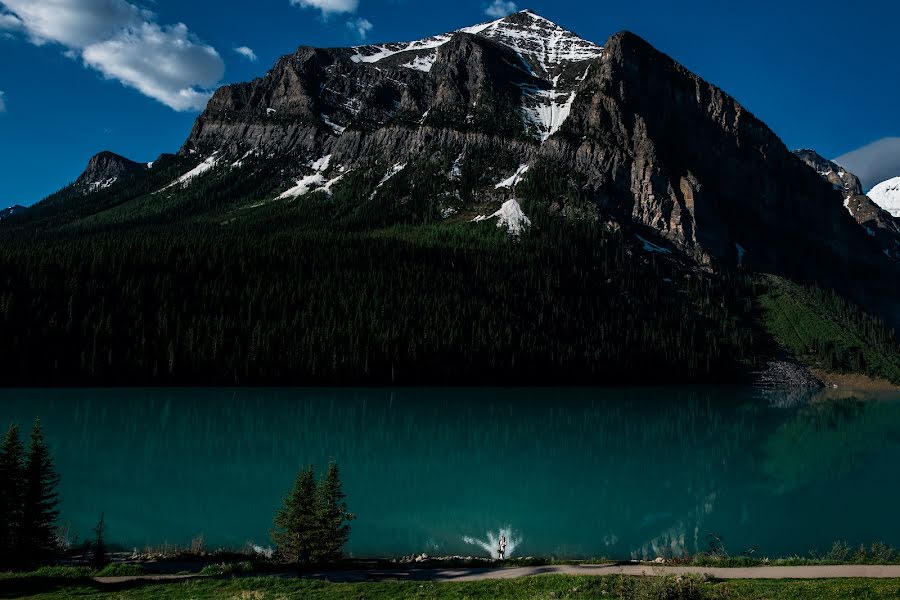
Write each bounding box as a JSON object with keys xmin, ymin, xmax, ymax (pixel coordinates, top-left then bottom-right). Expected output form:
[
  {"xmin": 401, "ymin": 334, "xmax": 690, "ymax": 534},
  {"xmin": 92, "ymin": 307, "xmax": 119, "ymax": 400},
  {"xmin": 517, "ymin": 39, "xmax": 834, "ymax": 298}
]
[
  {"xmin": 346, "ymin": 17, "xmax": 372, "ymax": 40},
  {"xmin": 233, "ymin": 45, "xmax": 257, "ymax": 62},
  {"xmin": 0, "ymin": 0, "xmax": 224, "ymax": 111},
  {"xmin": 290, "ymin": 0, "xmax": 358, "ymax": 17},
  {"xmin": 0, "ymin": 11, "xmax": 22, "ymax": 31},
  {"xmin": 0, "ymin": 91, "xmax": 6, "ymax": 113},
  {"xmin": 484, "ymin": 0, "xmax": 518, "ymax": 18},
  {"xmin": 834, "ymin": 137, "xmax": 900, "ymax": 192}
]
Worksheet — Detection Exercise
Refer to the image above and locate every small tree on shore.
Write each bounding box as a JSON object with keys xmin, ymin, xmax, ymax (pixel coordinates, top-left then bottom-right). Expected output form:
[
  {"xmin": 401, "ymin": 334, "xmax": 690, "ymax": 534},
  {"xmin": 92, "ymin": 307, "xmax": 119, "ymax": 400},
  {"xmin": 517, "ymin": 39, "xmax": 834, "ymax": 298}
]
[
  {"xmin": 315, "ymin": 461, "xmax": 355, "ymax": 563},
  {"xmin": 91, "ymin": 514, "xmax": 108, "ymax": 568},
  {"xmin": 271, "ymin": 465, "xmax": 318, "ymax": 568},
  {"xmin": 19, "ymin": 418, "xmax": 60, "ymax": 565},
  {"xmin": 0, "ymin": 424, "xmax": 26, "ymax": 564}
]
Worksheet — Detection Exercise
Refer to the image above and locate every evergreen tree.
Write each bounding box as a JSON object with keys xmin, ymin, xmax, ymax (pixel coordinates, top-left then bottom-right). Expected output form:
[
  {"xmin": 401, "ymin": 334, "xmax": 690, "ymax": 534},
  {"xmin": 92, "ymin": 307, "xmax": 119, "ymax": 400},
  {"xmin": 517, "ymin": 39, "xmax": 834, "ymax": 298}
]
[
  {"xmin": 91, "ymin": 514, "xmax": 108, "ymax": 568},
  {"xmin": 315, "ymin": 461, "xmax": 355, "ymax": 562},
  {"xmin": 271, "ymin": 465, "xmax": 318, "ymax": 568},
  {"xmin": 0, "ymin": 424, "xmax": 26, "ymax": 565},
  {"xmin": 19, "ymin": 418, "xmax": 60, "ymax": 565}
]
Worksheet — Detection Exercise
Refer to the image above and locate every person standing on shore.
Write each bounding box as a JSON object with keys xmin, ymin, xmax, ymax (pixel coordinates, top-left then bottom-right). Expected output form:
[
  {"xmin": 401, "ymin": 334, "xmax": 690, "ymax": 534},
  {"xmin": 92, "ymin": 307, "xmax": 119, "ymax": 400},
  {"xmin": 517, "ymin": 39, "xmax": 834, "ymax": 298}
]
[{"xmin": 498, "ymin": 535, "xmax": 507, "ymax": 560}]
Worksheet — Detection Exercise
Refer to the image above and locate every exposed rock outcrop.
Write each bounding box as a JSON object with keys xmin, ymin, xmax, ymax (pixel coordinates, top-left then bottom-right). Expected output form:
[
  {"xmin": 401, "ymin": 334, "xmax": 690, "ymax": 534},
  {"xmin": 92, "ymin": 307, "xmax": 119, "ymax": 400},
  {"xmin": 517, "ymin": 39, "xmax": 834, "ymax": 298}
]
[
  {"xmin": 74, "ymin": 151, "xmax": 148, "ymax": 192},
  {"xmin": 795, "ymin": 149, "xmax": 900, "ymax": 259}
]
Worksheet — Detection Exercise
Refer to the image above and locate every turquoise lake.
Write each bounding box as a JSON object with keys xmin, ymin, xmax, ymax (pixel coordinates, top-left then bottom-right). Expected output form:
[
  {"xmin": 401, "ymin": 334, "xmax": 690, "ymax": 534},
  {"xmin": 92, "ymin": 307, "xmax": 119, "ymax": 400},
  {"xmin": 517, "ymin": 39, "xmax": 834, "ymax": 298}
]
[{"xmin": 1, "ymin": 387, "xmax": 899, "ymax": 560}]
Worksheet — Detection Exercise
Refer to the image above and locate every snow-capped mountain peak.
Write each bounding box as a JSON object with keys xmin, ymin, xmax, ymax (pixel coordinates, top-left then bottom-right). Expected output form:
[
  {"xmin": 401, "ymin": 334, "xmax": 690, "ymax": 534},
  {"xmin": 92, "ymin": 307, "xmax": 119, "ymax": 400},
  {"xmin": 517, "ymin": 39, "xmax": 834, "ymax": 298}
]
[
  {"xmin": 350, "ymin": 10, "xmax": 602, "ymax": 79},
  {"xmin": 869, "ymin": 176, "xmax": 900, "ymax": 218},
  {"xmin": 469, "ymin": 9, "xmax": 603, "ymax": 75}
]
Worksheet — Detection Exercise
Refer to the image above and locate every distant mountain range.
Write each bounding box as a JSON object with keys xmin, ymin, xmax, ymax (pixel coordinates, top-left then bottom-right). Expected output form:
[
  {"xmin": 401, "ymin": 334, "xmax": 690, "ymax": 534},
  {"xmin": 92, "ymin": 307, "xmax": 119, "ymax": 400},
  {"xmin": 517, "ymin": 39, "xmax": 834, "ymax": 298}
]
[{"xmin": 2, "ymin": 10, "xmax": 899, "ymax": 387}]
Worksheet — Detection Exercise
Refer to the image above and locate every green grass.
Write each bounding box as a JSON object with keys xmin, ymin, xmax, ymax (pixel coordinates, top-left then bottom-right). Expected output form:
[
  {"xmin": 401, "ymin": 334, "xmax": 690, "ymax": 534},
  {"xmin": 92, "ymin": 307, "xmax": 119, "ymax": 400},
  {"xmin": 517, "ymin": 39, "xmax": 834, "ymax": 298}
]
[
  {"xmin": 3, "ymin": 574, "xmax": 900, "ymax": 599},
  {"xmin": 690, "ymin": 542, "xmax": 900, "ymax": 567}
]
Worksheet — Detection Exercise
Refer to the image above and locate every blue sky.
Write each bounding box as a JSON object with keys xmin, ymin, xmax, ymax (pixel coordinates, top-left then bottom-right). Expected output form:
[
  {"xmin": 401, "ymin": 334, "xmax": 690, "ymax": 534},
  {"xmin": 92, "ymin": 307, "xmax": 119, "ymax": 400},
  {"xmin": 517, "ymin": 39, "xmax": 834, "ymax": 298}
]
[{"xmin": 1, "ymin": 0, "xmax": 899, "ymax": 206}]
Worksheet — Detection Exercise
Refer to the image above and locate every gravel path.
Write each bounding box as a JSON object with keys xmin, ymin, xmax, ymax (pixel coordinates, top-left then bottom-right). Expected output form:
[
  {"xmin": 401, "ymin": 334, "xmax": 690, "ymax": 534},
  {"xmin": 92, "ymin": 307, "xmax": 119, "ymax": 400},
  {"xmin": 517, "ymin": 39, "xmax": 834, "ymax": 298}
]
[{"xmin": 93, "ymin": 563, "xmax": 900, "ymax": 585}]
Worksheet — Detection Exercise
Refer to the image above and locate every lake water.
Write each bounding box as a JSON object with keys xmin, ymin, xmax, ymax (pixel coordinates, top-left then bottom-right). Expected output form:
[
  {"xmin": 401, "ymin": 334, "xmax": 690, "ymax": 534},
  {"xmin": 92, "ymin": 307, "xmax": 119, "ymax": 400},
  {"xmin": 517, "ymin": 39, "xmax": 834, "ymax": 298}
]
[{"xmin": 1, "ymin": 387, "xmax": 899, "ymax": 560}]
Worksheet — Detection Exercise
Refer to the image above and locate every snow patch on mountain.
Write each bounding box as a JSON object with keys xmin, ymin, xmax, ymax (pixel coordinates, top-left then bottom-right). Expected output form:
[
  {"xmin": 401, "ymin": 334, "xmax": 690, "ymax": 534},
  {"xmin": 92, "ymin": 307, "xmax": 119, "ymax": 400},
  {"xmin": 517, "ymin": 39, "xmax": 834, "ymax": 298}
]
[
  {"xmin": 277, "ymin": 155, "xmax": 336, "ymax": 200},
  {"xmin": 449, "ymin": 153, "xmax": 464, "ymax": 180},
  {"xmin": 160, "ymin": 153, "xmax": 221, "ymax": 192},
  {"xmin": 88, "ymin": 177, "xmax": 118, "ymax": 192},
  {"xmin": 475, "ymin": 10, "xmax": 603, "ymax": 73},
  {"xmin": 521, "ymin": 87, "xmax": 577, "ymax": 142},
  {"xmin": 322, "ymin": 115, "xmax": 346, "ymax": 135},
  {"xmin": 369, "ymin": 162, "xmax": 407, "ymax": 199},
  {"xmin": 351, "ymin": 10, "xmax": 601, "ymax": 76},
  {"xmin": 472, "ymin": 199, "xmax": 531, "ymax": 235},
  {"xmin": 495, "ymin": 164, "xmax": 530, "ymax": 188},
  {"xmin": 868, "ymin": 176, "xmax": 900, "ymax": 217},
  {"xmin": 401, "ymin": 52, "xmax": 438, "ymax": 73}
]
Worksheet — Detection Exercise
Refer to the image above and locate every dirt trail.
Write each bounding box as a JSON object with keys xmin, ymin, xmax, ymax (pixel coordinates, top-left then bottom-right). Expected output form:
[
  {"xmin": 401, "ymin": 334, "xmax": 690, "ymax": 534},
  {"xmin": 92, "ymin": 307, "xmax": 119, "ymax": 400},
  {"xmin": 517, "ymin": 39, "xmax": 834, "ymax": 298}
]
[{"xmin": 93, "ymin": 563, "xmax": 900, "ymax": 585}]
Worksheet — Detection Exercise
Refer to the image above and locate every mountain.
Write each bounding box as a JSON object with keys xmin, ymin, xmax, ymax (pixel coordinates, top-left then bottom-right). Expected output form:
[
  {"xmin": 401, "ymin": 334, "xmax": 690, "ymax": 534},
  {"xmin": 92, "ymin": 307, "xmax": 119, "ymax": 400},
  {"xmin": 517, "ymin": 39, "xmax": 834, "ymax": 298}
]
[
  {"xmin": 0, "ymin": 205, "xmax": 24, "ymax": 221},
  {"xmin": 1, "ymin": 10, "xmax": 899, "ymax": 387},
  {"xmin": 74, "ymin": 151, "xmax": 149, "ymax": 193},
  {"xmin": 869, "ymin": 176, "xmax": 900, "ymax": 218},
  {"xmin": 794, "ymin": 149, "xmax": 900, "ymax": 259},
  {"xmin": 793, "ymin": 149, "xmax": 864, "ymax": 197}
]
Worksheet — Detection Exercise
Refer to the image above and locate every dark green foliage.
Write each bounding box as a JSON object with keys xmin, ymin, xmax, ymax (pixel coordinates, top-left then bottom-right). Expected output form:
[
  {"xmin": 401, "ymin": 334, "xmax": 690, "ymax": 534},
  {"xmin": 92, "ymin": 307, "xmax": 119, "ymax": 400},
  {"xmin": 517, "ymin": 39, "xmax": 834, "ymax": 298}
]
[
  {"xmin": 271, "ymin": 466, "xmax": 318, "ymax": 567},
  {"xmin": 314, "ymin": 462, "xmax": 355, "ymax": 562},
  {"xmin": 757, "ymin": 275, "xmax": 900, "ymax": 383},
  {"xmin": 0, "ymin": 424, "xmax": 26, "ymax": 564},
  {"xmin": 271, "ymin": 463, "xmax": 354, "ymax": 566},
  {"xmin": 90, "ymin": 515, "xmax": 108, "ymax": 569},
  {"xmin": 18, "ymin": 419, "xmax": 60, "ymax": 566},
  {"xmin": 0, "ymin": 217, "xmax": 761, "ymax": 385}
]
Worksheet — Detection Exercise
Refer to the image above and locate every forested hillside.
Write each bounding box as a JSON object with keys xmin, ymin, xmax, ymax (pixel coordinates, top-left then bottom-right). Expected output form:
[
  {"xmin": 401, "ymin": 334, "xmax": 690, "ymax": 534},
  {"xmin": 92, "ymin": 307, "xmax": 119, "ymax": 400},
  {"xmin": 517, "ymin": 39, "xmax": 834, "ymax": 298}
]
[{"xmin": 0, "ymin": 211, "xmax": 760, "ymax": 386}]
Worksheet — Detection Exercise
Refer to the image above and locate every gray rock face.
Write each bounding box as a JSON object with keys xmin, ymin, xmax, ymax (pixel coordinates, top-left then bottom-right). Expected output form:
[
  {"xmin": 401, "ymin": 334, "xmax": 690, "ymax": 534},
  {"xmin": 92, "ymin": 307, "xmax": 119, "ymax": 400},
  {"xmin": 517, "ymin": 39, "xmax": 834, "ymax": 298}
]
[
  {"xmin": 556, "ymin": 31, "xmax": 887, "ymax": 283},
  {"xmin": 74, "ymin": 151, "xmax": 148, "ymax": 192},
  {"xmin": 794, "ymin": 149, "xmax": 863, "ymax": 196},
  {"xmin": 795, "ymin": 149, "xmax": 900, "ymax": 259}
]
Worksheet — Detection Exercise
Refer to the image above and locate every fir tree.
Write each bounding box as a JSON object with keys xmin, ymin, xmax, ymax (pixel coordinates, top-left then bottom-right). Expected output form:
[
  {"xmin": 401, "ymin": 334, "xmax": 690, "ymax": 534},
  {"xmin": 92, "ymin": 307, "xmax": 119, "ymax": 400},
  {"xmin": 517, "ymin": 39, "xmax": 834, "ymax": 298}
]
[
  {"xmin": 0, "ymin": 424, "xmax": 26, "ymax": 565},
  {"xmin": 91, "ymin": 514, "xmax": 108, "ymax": 568},
  {"xmin": 19, "ymin": 418, "xmax": 60, "ymax": 565},
  {"xmin": 271, "ymin": 465, "xmax": 318, "ymax": 568},
  {"xmin": 315, "ymin": 461, "xmax": 355, "ymax": 562}
]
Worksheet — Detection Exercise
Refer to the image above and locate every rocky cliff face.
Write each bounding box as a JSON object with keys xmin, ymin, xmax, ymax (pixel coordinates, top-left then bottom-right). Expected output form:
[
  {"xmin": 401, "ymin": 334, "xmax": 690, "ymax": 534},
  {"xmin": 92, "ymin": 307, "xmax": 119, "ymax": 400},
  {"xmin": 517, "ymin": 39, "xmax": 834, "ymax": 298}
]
[
  {"xmin": 793, "ymin": 149, "xmax": 864, "ymax": 196},
  {"xmin": 74, "ymin": 151, "xmax": 148, "ymax": 192},
  {"xmin": 795, "ymin": 149, "xmax": 900, "ymax": 259}
]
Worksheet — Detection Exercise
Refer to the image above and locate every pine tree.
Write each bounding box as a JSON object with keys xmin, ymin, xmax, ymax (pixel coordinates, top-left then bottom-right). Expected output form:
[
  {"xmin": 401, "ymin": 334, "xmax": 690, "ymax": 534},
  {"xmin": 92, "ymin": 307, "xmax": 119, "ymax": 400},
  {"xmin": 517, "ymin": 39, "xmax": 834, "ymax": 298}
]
[
  {"xmin": 91, "ymin": 514, "xmax": 108, "ymax": 568},
  {"xmin": 315, "ymin": 461, "xmax": 355, "ymax": 562},
  {"xmin": 19, "ymin": 418, "xmax": 60, "ymax": 565},
  {"xmin": 271, "ymin": 465, "xmax": 318, "ymax": 568},
  {"xmin": 0, "ymin": 424, "xmax": 26, "ymax": 565}
]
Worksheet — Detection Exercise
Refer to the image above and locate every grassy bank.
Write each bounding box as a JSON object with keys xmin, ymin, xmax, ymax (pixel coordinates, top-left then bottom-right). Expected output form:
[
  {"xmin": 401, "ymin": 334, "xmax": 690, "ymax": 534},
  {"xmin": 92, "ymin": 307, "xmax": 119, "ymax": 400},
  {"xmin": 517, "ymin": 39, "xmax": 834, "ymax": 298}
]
[{"xmin": 4, "ymin": 574, "xmax": 900, "ymax": 599}]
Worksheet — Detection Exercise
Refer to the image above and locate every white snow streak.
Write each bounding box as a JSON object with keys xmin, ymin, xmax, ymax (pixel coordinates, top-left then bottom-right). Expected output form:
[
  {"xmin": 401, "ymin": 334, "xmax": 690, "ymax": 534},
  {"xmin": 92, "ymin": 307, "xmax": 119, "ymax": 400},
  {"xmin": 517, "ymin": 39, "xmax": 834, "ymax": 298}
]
[
  {"xmin": 471, "ymin": 199, "xmax": 531, "ymax": 235},
  {"xmin": 400, "ymin": 52, "xmax": 437, "ymax": 72},
  {"xmin": 277, "ymin": 155, "xmax": 337, "ymax": 200},
  {"xmin": 369, "ymin": 162, "xmax": 407, "ymax": 199},
  {"xmin": 495, "ymin": 164, "xmax": 530, "ymax": 188},
  {"xmin": 159, "ymin": 152, "xmax": 220, "ymax": 191}
]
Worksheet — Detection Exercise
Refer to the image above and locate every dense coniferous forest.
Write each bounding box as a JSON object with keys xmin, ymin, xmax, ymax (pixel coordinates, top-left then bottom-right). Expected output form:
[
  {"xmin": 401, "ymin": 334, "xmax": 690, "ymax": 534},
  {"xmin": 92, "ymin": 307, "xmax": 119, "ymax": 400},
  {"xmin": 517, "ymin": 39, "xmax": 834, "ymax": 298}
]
[
  {"xmin": 0, "ymin": 219, "xmax": 758, "ymax": 386},
  {"xmin": 2, "ymin": 147, "xmax": 899, "ymax": 386}
]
